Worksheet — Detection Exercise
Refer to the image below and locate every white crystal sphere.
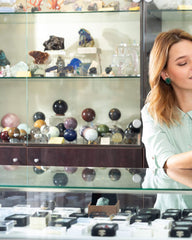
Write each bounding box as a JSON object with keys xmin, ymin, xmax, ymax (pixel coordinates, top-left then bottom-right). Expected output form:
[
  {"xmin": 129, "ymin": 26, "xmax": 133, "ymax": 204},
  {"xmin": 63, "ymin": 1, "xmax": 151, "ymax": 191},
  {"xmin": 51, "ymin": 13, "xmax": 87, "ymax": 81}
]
[{"xmin": 83, "ymin": 128, "xmax": 98, "ymax": 141}]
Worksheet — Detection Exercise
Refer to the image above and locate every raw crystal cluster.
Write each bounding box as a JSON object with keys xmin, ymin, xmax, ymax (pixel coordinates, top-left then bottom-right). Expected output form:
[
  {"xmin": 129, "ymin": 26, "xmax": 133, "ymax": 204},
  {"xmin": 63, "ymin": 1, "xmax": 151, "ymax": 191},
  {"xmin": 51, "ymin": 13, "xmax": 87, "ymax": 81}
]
[
  {"xmin": 29, "ymin": 51, "xmax": 49, "ymax": 64},
  {"xmin": 0, "ymin": 50, "xmax": 10, "ymax": 66},
  {"xmin": 43, "ymin": 35, "xmax": 65, "ymax": 51},
  {"xmin": 78, "ymin": 28, "xmax": 94, "ymax": 47}
]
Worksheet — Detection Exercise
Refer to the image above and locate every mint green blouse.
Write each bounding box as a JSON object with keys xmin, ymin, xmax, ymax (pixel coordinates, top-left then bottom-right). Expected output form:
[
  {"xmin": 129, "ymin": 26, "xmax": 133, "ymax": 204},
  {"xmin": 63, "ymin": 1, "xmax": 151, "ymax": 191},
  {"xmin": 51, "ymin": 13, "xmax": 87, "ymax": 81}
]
[{"xmin": 141, "ymin": 104, "xmax": 192, "ymax": 168}]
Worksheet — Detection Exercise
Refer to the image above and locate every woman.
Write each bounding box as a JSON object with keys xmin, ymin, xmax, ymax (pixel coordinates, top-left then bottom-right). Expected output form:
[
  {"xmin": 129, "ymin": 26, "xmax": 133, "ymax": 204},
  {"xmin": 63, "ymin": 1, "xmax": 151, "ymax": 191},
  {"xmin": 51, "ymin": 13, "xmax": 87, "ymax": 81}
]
[{"xmin": 141, "ymin": 28, "xmax": 192, "ymax": 168}]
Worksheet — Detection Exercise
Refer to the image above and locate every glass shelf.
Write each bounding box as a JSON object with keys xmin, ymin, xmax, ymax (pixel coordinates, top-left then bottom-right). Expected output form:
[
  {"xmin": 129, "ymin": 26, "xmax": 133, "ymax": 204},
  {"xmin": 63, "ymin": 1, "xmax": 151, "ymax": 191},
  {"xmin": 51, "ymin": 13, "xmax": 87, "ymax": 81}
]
[
  {"xmin": 0, "ymin": 166, "xmax": 192, "ymax": 193},
  {"xmin": 149, "ymin": 9, "xmax": 192, "ymax": 21},
  {"xmin": 0, "ymin": 76, "xmax": 140, "ymax": 80}
]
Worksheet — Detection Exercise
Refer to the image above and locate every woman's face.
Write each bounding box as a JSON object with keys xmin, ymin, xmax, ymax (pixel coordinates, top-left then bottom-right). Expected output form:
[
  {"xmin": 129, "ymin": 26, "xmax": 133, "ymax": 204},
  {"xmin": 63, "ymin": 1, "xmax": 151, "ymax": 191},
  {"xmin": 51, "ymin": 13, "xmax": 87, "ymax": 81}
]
[{"xmin": 162, "ymin": 39, "xmax": 192, "ymax": 91}]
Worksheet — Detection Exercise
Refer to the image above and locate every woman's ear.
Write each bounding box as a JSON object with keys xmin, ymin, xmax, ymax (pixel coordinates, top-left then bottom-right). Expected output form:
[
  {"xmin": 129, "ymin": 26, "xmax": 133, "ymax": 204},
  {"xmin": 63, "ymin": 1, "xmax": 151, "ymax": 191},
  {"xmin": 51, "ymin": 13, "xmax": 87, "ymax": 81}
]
[{"xmin": 160, "ymin": 70, "xmax": 168, "ymax": 81}]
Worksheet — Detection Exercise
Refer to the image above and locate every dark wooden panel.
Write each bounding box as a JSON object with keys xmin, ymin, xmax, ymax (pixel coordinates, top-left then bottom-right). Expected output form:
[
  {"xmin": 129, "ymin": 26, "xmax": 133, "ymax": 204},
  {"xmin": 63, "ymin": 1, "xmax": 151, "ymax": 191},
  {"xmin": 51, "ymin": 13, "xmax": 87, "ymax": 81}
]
[
  {"xmin": 0, "ymin": 145, "xmax": 27, "ymax": 165},
  {"xmin": 27, "ymin": 145, "xmax": 143, "ymax": 168}
]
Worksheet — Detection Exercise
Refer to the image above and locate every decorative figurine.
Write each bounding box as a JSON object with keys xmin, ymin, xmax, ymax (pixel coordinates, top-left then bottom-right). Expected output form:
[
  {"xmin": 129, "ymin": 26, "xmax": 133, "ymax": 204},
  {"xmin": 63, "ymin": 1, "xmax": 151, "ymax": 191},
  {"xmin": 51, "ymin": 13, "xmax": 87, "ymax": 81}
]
[
  {"xmin": 81, "ymin": 108, "xmax": 96, "ymax": 122},
  {"xmin": 0, "ymin": 50, "xmax": 10, "ymax": 66},
  {"xmin": 109, "ymin": 108, "xmax": 121, "ymax": 121},
  {"xmin": 29, "ymin": 51, "xmax": 49, "ymax": 64},
  {"xmin": 64, "ymin": 117, "xmax": 77, "ymax": 129},
  {"xmin": 53, "ymin": 99, "xmax": 68, "ymax": 115},
  {"xmin": 43, "ymin": 35, "xmax": 64, "ymax": 51},
  {"xmin": 1, "ymin": 113, "xmax": 20, "ymax": 128},
  {"xmin": 78, "ymin": 29, "xmax": 95, "ymax": 47}
]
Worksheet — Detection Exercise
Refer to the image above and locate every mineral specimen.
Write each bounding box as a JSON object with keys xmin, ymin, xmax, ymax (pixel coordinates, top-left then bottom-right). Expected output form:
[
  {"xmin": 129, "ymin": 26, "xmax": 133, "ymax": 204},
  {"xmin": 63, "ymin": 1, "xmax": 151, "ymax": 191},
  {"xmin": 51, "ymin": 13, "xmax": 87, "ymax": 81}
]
[
  {"xmin": 29, "ymin": 51, "xmax": 49, "ymax": 64},
  {"xmin": 79, "ymin": 29, "xmax": 94, "ymax": 47},
  {"xmin": 0, "ymin": 50, "xmax": 10, "ymax": 66},
  {"xmin": 43, "ymin": 35, "xmax": 64, "ymax": 51}
]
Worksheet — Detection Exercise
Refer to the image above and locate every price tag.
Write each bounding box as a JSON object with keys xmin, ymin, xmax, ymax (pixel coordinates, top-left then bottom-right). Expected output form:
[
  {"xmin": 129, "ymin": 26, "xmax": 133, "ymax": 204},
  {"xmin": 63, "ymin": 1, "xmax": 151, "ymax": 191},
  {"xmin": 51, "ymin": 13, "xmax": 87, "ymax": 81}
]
[{"xmin": 100, "ymin": 137, "xmax": 110, "ymax": 145}]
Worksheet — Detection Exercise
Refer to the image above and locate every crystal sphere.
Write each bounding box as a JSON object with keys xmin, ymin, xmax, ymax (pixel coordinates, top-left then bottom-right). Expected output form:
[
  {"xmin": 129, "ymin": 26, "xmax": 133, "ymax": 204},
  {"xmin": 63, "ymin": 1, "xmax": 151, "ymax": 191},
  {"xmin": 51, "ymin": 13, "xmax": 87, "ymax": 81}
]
[
  {"xmin": 8, "ymin": 127, "xmax": 20, "ymax": 138},
  {"xmin": 97, "ymin": 124, "xmax": 109, "ymax": 136},
  {"xmin": 64, "ymin": 129, "xmax": 77, "ymax": 142},
  {"xmin": 83, "ymin": 128, "xmax": 98, "ymax": 141},
  {"xmin": 109, "ymin": 108, "xmax": 121, "ymax": 121},
  {"xmin": 0, "ymin": 131, "xmax": 9, "ymax": 141},
  {"xmin": 53, "ymin": 99, "xmax": 68, "ymax": 115},
  {"xmin": 33, "ymin": 111, "xmax": 45, "ymax": 122},
  {"xmin": 34, "ymin": 119, "xmax": 46, "ymax": 128},
  {"xmin": 79, "ymin": 125, "xmax": 89, "ymax": 137},
  {"xmin": 81, "ymin": 108, "xmax": 95, "ymax": 122},
  {"xmin": 19, "ymin": 129, "xmax": 27, "ymax": 140},
  {"xmin": 17, "ymin": 123, "xmax": 31, "ymax": 134},
  {"xmin": 64, "ymin": 117, "xmax": 78, "ymax": 129},
  {"xmin": 48, "ymin": 126, "xmax": 60, "ymax": 138},
  {"xmin": 1, "ymin": 113, "xmax": 20, "ymax": 128}
]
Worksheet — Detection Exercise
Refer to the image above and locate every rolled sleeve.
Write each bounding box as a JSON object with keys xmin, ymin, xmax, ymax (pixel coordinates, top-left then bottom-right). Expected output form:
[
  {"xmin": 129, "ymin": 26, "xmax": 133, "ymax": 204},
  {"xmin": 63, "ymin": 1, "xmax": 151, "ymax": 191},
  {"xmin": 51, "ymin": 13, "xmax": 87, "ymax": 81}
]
[{"xmin": 141, "ymin": 105, "xmax": 176, "ymax": 168}]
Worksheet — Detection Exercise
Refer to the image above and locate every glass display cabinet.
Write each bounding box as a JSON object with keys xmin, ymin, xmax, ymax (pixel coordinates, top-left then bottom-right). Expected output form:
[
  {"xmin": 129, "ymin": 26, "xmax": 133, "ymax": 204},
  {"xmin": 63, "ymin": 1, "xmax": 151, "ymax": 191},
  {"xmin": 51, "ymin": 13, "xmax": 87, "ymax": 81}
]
[
  {"xmin": 1, "ymin": 0, "xmax": 192, "ymax": 168},
  {"xmin": 1, "ymin": 165, "xmax": 192, "ymax": 239},
  {"xmin": 0, "ymin": 0, "xmax": 144, "ymax": 167}
]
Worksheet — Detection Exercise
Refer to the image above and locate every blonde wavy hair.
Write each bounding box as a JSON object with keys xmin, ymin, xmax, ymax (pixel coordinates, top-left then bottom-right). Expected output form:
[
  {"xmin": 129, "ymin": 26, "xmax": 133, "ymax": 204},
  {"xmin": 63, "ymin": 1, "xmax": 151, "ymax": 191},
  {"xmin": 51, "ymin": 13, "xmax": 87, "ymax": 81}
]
[{"xmin": 146, "ymin": 29, "xmax": 192, "ymax": 127}]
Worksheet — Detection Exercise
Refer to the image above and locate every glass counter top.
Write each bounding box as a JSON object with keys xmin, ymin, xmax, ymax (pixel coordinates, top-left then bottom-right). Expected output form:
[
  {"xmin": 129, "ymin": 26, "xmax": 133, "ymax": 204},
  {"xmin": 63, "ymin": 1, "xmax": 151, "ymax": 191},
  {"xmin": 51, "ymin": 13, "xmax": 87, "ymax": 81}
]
[{"xmin": 1, "ymin": 166, "xmax": 192, "ymax": 193}]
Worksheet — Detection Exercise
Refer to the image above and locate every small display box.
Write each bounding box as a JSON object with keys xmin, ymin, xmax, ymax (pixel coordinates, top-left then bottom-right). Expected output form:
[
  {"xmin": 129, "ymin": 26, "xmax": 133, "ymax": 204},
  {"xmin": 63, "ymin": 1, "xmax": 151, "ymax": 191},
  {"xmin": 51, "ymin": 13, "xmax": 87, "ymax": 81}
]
[
  {"xmin": 30, "ymin": 211, "xmax": 50, "ymax": 229},
  {"xmin": 0, "ymin": 220, "xmax": 15, "ymax": 232},
  {"xmin": 5, "ymin": 214, "xmax": 30, "ymax": 227},
  {"xmin": 88, "ymin": 193, "xmax": 119, "ymax": 217}
]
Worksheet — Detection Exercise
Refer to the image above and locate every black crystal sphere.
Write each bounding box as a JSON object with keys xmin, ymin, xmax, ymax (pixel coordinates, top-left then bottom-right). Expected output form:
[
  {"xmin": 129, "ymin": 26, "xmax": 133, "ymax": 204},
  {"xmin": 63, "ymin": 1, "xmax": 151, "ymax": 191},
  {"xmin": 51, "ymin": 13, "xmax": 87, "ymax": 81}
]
[
  {"xmin": 33, "ymin": 112, "xmax": 45, "ymax": 122},
  {"xmin": 53, "ymin": 173, "xmax": 68, "ymax": 186},
  {"xmin": 56, "ymin": 123, "xmax": 66, "ymax": 136},
  {"xmin": 53, "ymin": 100, "xmax": 68, "ymax": 115},
  {"xmin": 109, "ymin": 108, "xmax": 121, "ymax": 121}
]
